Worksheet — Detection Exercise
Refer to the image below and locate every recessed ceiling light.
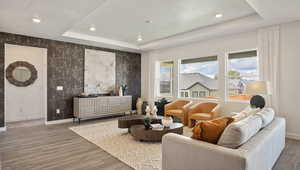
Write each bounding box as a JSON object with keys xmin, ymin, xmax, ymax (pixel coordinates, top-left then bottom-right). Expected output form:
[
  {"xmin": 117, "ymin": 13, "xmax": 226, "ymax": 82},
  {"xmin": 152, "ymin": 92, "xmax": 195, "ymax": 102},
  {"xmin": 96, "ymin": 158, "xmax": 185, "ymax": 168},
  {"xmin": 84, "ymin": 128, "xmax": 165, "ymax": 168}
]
[
  {"xmin": 89, "ymin": 26, "xmax": 96, "ymax": 31},
  {"xmin": 137, "ymin": 35, "xmax": 143, "ymax": 42},
  {"xmin": 215, "ymin": 13, "xmax": 223, "ymax": 18},
  {"xmin": 32, "ymin": 17, "xmax": 41, "ymax": 23}
]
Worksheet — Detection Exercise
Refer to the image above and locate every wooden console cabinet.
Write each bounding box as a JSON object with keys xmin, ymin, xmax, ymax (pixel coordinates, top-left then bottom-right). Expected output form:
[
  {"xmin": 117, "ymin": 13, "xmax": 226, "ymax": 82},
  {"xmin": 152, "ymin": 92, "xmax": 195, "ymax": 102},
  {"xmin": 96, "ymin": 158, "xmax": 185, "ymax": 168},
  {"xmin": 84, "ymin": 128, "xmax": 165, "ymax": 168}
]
[{"xmin": 73, "ymin": 96, "xmax": 132, "ymax": 123}]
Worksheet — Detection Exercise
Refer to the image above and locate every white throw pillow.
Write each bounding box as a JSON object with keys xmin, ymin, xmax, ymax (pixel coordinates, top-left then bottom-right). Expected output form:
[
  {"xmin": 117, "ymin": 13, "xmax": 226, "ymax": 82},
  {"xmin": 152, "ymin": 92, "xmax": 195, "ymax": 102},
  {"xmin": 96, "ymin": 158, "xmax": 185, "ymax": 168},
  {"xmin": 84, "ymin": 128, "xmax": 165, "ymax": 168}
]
[
  {"xmin": 217, "ymin": 114, "xmax": 263, "ymax": 149},
  {"xmin": 255, "ymin": 108, "xmax": 275, "ymax": 128},
  {"xmin": 232, "ymin": 106, "xmax": 261, "ymax": 122}
]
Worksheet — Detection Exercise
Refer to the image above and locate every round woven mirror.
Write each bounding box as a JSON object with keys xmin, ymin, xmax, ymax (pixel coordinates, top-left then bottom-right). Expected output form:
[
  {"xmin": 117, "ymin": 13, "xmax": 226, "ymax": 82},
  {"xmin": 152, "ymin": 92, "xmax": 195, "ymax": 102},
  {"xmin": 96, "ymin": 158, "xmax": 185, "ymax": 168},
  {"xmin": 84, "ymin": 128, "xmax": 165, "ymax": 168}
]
[{"xmin": 6, "ymin": 61, "xmax": 37, "ymax": 87}]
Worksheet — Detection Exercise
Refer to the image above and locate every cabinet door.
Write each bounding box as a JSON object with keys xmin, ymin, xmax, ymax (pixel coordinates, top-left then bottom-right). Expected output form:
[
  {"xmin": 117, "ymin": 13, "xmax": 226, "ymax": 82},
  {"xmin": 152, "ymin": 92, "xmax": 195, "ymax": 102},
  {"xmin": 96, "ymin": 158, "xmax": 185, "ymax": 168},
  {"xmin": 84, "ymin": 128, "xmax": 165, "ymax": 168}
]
[
  {"xmin": 108, "ymin": 97, "xmax": 121, "ymax": 113},
  {"xmin": 95, "ymin": 98, "xmax": 108, "ymax": 114},
  {"xmin": 120, "ymin": 97, "xmax": 132, "ymax": 112},
  {"xmin": 79, "ymin": 98, "xmax": 96, "ymax": 115}
]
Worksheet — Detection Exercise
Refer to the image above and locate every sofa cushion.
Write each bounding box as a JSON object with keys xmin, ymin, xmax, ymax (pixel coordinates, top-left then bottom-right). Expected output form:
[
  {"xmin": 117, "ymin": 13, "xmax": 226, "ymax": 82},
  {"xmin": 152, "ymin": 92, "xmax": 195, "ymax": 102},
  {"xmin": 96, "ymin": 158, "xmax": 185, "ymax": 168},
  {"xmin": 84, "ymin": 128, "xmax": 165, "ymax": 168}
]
[
  {"xmin": 166, "ymin": 109, "xmax": 183, "ymax": 116},
  {"xmin": 255, "ymin": 108, "xmax": 275, "ymax": 128},
  {"xmin": 190, "ymin": 113, "xmax": 213, "ymax": 120},
  {"xmin": 217, "ymin": 114, "xmax": 262, "ymax": 149},
  {"xmin": 191, "ymin": 117, "xmax": 234, "ymax": 144}
]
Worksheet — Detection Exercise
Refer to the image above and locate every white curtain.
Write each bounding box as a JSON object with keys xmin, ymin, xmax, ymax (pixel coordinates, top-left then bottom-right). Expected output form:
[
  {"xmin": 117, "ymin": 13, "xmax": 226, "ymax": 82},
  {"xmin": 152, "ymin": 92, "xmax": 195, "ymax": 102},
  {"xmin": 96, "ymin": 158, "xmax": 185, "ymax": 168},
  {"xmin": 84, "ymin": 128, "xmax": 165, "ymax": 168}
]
[{"xmin": 258, "ymin": 26, "xmax": 280, "ymax": 112}]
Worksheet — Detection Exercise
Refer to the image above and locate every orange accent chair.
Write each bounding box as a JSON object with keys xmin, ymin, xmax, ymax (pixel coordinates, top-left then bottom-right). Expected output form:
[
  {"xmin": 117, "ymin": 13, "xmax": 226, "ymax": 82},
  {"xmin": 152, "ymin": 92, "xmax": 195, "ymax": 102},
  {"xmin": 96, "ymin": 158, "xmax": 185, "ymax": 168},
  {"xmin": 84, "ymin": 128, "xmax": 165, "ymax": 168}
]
[
  {"xmin": 164, "ymin": 100, "xmax": 193, "ymax": 126},
  {"xmin": 188, "ymin": 102, "xmax": 220, "ymax": 128}
]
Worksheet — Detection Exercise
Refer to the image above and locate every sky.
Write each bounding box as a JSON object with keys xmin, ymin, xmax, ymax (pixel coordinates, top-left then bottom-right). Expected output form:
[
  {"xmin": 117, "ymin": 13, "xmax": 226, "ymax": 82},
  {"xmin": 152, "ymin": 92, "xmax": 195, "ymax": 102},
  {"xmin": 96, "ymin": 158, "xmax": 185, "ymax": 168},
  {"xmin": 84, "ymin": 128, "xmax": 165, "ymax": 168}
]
[{"xmin": 160, "ymin": 57, "xmax": 258, "ymax": 81}]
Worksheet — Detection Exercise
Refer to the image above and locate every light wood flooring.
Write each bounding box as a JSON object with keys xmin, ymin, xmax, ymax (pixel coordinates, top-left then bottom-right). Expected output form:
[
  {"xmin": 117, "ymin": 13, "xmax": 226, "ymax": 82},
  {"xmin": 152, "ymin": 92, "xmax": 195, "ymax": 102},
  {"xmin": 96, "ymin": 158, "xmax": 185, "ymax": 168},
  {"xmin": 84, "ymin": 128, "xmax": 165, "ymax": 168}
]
[
  {"xmin": 0, "ymin": 118, "xmax": 133, "ymax": 170},
  {"xmin": 0, "ymin": 118, "xmax": 300, "ymax": 170}
]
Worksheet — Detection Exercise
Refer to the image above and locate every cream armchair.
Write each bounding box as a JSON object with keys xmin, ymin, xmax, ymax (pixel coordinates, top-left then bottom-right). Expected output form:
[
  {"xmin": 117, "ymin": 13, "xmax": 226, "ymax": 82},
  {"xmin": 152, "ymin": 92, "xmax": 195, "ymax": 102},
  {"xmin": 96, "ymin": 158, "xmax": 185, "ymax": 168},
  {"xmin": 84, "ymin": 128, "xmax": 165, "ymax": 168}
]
[
  {"xmin": 164, "ymin": 100, "xmax": 193, "ymax": 125},
  {"xmin": 188, "ymin": 102, "xmax": 220, "ymax": 128}
]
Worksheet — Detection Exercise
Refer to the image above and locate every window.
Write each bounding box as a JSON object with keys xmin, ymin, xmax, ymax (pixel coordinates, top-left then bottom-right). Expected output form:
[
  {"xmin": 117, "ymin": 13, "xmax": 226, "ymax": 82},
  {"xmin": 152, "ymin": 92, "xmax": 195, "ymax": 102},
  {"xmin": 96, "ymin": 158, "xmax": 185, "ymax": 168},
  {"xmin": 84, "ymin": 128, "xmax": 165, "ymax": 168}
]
[
  {"xmin": 180, "ymin": 92, "xmax": 185, "ymax": 97},
  {"xmin": 192, "ymin": 91, "xmax": 199, "ymax": 98},
  {"xmin": 158, "ymin": 61, "xmax": 174, "ymax": 97},
  {"xmin": 185, "ymin": 92, "xmax": 189, "ymax": 97},
  {"xmin": 179, "ymin": 56, "xmax": 219, "ymax": 99},
  {"xmin": 227, "ymin": 50, "xmax": 259, "ymax": 101},
  {"xmin": 199, "ymin": 91, "xmax": 206, "ymax": 97}
]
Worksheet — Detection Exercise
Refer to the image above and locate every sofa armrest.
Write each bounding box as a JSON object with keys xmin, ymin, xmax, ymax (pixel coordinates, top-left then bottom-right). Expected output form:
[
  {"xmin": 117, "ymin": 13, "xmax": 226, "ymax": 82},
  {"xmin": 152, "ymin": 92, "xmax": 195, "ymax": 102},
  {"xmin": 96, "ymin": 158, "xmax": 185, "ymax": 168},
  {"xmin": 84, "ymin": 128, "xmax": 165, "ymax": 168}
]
[{"xmin": 162, "ymin": 133, "xmax": 246, "ymax": 170}]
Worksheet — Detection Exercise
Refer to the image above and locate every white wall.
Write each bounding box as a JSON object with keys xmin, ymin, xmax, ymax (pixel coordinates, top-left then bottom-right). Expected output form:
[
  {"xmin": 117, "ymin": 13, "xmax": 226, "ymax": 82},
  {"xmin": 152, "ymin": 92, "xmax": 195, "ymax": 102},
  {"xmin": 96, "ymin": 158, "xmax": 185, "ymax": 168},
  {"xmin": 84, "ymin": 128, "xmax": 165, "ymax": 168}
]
[
  {"xmin": 141, "ymin": 20, "xmax": 300, "ymax": 138},
  {"xmin": 5, "ymin": 44, "xmax": 47, "ymax": 123},
  {"xmin": 280, "ymin": 21, "xmax": 300, "ymax": 138}
]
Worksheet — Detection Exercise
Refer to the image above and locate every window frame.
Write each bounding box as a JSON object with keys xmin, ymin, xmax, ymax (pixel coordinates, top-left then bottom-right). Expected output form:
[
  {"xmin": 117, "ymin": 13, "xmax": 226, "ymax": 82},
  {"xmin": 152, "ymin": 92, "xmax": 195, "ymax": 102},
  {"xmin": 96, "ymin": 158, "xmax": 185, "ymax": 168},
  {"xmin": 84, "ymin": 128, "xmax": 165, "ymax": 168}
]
[
  {"xmin": 225, "ymin": 49, "xmax": 259, "ymax": 103},
  {"xmin": 177, "ymin": 55, "xmax": 220, "ymax": 100},
  {"xmin": 157, "ymin": 60, "xmax": 174, "ymax": 98}
]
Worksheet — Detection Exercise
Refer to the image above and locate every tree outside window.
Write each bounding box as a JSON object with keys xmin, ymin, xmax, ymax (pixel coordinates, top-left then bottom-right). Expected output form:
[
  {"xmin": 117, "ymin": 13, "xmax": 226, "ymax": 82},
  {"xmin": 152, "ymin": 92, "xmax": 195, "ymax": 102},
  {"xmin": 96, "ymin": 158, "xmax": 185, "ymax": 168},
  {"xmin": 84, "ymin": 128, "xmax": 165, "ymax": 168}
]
[{"xmin": 228, "ymin": 50, "xmax": 259, "ymax": 101}]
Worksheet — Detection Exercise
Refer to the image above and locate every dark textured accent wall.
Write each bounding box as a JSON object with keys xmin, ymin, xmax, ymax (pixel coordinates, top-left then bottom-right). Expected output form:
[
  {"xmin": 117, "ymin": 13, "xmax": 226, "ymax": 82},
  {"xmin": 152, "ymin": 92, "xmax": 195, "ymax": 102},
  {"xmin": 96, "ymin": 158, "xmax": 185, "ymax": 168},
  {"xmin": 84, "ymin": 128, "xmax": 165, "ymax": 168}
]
[{"xmin": 0, "ymin": 32, "xmax": 141, "ymax": 127}]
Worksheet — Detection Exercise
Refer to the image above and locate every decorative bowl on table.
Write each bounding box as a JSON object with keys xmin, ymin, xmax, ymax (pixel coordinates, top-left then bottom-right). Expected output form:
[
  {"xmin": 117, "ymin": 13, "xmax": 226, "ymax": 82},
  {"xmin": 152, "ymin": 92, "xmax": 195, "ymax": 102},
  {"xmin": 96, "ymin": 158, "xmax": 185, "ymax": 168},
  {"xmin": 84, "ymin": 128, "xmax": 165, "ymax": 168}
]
[{"xmin": 162, "ymin": 116, "xmax": 173, "ymax": 128}]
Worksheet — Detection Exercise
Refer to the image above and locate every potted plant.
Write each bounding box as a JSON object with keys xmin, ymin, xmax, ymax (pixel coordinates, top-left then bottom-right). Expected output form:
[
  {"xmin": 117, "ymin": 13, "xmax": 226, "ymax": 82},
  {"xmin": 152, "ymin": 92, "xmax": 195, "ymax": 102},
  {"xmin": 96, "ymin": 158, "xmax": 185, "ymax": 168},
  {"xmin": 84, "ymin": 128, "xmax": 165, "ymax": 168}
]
[
  {"xmin": 144, "ymin": 117, "xmax": 152, "ymax": 130},
  {"xmin": 121, "ymin": 84, "xmax": 128, "ymax": 96},
  {"xmin": 155, "ymin": 98, "xmax": 170, "ymax": 116}
]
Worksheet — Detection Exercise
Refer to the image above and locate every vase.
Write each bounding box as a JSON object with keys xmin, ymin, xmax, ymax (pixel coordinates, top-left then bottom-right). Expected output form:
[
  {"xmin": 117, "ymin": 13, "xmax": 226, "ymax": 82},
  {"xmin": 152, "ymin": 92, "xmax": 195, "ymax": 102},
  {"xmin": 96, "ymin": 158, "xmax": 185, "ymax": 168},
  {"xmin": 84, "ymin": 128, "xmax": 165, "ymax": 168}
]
[
  {"xmin": 136, "ymin": 98, "xmax": 143, "ymax": 115},
  {"xmin": 119, "ymin": 87, "xmax": 123, "ymax": 96}
]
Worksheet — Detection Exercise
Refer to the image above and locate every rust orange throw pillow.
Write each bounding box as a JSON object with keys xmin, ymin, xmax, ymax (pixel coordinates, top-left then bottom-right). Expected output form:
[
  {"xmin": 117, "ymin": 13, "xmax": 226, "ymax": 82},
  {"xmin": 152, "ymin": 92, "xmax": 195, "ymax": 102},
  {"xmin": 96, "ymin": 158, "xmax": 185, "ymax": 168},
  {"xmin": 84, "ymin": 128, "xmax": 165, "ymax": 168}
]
[{"xmin": 191, "ymin": 117, "xmax": 234, "ymax": 144}]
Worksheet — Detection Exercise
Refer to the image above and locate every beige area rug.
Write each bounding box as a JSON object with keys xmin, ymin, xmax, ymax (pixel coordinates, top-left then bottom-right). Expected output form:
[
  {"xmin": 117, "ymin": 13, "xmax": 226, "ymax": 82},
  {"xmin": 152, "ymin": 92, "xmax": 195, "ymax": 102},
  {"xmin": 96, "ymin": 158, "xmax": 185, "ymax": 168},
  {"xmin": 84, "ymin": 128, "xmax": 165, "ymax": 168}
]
[{"xmin": 70, "ymin": 120, "xmax": 193, "ymax": 170}]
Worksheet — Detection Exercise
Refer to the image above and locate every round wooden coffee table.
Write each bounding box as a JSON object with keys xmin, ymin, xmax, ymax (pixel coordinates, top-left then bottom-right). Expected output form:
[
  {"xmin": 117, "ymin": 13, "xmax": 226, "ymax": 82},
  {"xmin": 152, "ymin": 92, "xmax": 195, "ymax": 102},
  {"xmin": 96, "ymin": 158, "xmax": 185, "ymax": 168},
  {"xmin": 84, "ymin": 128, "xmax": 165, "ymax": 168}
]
[
  {"xmin": 130, "ymin": 123, "xmax": 184, "ymax": 142},
  {"xmin": 118, "ymin": 115, "xmax": 162, "ymax": 129}
]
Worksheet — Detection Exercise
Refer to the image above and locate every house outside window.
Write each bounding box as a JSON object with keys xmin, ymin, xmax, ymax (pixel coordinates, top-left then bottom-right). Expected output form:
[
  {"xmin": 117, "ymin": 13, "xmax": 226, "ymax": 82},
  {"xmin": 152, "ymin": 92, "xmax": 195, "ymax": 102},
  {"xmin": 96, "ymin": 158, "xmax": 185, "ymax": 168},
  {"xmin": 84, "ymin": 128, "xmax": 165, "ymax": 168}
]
[
  {"xmin": 180, "ymin": 92, "xmax": 185, "ymax": 97},
  {"xmin": 185, "ymin": 92, "xmax": 189, "ymax": 97},
  {"xmin": 158, "ymin": 61, "xmax": 174, "ymax": 97},
  {"xmin": 191, "ymin": 91, "xmax": 199, "ymax": 98},
  {"xmin": 179, "ymin": 56, "xmax": 219, "ymax": 99},
  {"xmin": 199, "ymin": 91, "xmax": 206, "ymax": 97},
  {"xmin": 180, "ymin": 90, "xmax": 189, "ymax": 98},
  {"xmin": 227, "ymin": 50, "xmax": 259, "ymax": 101}
]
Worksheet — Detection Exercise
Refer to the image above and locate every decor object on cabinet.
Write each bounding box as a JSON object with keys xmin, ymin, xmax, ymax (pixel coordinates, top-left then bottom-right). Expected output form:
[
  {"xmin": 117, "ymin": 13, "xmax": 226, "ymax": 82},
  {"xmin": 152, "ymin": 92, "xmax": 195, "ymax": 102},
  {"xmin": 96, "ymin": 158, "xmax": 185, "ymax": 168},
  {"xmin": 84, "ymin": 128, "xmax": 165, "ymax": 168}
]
[
  {"xmin": 121, "ymin": 84, "xmax": 128, "ymax": 96},
  {"xmin": 119, "ymin": 87, "xmax": 123, "ymax": 96},
  {"xmin": 136, "ymin": 98, "xmax": 143, "ymax": 115},
  {"xmin": 6, "ymin": 61, "xmax": 37, "ymax": 87}
]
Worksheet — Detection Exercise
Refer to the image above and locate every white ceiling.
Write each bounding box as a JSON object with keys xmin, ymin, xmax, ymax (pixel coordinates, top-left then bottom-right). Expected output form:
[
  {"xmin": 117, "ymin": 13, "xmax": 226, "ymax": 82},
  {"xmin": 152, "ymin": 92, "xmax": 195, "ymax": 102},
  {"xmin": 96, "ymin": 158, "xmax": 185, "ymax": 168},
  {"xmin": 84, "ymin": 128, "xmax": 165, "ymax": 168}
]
[
  {"xmin": 0, "ymin": 0, "xmax": 300, "ymax": 52},
  {"xmin": 69, "ymin": 0, "xmax": 255, "ymax": 45}
]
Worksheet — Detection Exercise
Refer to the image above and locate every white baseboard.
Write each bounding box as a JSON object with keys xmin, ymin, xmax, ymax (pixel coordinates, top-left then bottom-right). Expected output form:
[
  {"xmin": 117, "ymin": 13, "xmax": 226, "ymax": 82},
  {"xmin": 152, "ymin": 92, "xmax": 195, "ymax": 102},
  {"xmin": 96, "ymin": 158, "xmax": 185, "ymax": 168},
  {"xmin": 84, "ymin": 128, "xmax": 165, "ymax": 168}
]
[
  {"xmin": 0, "ymin": 126, "xmax": 7, "ymax": 132},
  {"xmin": 286, "ymin": 133, "xmax": 300, "ymax": 140},
  {"xmin": 45, "ymin": 118, "xmax": 73, "ymax": 125}
]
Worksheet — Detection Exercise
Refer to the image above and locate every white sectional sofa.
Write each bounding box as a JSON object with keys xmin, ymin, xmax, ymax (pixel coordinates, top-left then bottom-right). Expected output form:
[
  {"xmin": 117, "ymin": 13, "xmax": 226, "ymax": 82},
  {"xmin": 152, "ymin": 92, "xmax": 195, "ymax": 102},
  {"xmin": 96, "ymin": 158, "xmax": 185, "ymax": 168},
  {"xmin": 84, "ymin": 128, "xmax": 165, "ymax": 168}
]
[{"xmin": 162, "ymin": 117, "xmax": 286, "ymax": 170}]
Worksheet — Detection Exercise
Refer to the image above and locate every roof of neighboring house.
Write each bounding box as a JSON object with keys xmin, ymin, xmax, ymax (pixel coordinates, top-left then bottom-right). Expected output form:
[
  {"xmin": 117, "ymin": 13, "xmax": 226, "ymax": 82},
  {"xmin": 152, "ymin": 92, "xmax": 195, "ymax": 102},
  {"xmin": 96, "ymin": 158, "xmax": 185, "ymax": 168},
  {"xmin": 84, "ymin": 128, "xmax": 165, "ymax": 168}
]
[
  {"xmin": 179, "ymin": 73, "xmax": 245, "ymax": 91},
  {"xmin": 180, "ymin": 73, "xmax": 218, "ymax": 90}
]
